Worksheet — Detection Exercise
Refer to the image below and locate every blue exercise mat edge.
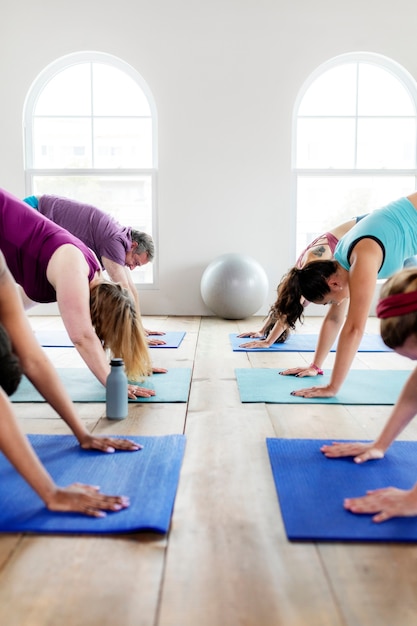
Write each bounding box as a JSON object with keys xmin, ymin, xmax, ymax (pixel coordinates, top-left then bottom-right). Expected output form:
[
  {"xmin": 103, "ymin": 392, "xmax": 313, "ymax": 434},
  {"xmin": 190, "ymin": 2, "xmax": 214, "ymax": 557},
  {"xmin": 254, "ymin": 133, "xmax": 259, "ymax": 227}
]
[
  {"xmin": 266, "ymin": 437, "xmax": 417, "ymax": 542},
  {"xmin": 0, "ymin": 433, "xmax": 186, "ymax": 535}
]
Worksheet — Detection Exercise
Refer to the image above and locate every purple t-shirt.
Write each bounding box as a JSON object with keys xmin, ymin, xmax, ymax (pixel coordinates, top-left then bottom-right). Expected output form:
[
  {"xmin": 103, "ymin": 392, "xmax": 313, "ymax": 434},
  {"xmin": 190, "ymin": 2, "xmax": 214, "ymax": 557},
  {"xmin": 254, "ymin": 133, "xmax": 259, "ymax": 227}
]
[
  {"xmin": 38, "ymin": 195, "xmax": 132, "ymax": 267},
  {"xmin": 0, "ymin": 188, "xmax": 100, "ymax": 303}
]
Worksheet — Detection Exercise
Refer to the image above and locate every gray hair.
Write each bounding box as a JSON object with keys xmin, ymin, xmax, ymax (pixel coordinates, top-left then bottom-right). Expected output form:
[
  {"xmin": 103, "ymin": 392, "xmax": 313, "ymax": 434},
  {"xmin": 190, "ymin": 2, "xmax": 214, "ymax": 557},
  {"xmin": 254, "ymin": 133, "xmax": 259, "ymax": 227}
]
[{"xmin": 130, "ymin": 229, "xmax": 155, "ymax": 262}]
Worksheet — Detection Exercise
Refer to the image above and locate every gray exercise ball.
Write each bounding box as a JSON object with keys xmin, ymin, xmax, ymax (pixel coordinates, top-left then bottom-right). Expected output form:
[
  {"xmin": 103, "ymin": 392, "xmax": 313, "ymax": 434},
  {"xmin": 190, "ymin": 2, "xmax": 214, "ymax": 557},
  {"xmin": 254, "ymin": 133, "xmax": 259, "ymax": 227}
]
[{"xmin": 200, "ymin": 253, "xmax": 269, "ymax": 319}]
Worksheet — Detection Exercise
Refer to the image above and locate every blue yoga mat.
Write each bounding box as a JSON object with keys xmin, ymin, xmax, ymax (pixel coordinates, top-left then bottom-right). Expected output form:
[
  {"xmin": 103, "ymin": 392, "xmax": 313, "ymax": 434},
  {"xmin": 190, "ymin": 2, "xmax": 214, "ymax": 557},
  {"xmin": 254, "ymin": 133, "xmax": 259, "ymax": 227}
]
[
  {"xmin": 267, "ymin": 438, "xmax": 417, "ymax": 542},
  {"xmin": 0, "ymin": 434, "xmax": 186, "ymax": 534},
  {"xmin": 235, "ymin": 368, "xmax": 411, "ymax": 404},
  {"xmin": 35, "ymin": 329, "xmax": 186, "ymax": 349},
  {"xmin": 230, "ymin": 332, "xmax": 392, "ymax": 352},
  {"xmin": 11, "ymin": 368, "xmax": 192, "ymax": 403}
]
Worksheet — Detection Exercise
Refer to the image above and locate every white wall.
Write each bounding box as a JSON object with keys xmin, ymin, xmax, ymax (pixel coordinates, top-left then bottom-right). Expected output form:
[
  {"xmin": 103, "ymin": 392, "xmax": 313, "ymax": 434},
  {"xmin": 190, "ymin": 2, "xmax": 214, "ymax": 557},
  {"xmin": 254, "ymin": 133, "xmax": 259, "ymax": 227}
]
[{"xmin": 1, "ymin": 0, "xmax": 417, "ymax": 316}]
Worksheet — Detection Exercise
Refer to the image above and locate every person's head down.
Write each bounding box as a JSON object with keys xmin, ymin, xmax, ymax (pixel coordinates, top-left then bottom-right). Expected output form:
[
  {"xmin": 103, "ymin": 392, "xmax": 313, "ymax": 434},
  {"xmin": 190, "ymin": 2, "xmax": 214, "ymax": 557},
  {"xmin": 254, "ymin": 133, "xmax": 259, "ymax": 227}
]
[
  {"xmin": 89, "ymin": 281, "xmax": 152, "ymax": 380},
  {"xmin": 0, "ymin": 323, "xmax": 23, "ymax": 396},
  {"xmin": 272, "ymin": 260, "xmax": 338, "ymax": 329},
  {"xmin": 377, "ymin": 268, "xmax": 417, "ymax": 350}
]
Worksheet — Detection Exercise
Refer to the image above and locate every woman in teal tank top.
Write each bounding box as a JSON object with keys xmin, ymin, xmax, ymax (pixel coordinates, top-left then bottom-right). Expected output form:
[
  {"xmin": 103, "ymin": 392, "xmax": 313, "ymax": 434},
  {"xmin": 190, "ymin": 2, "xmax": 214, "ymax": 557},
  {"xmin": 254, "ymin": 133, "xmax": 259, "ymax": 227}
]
[{"xmin": 277, "ymin": 192, "xmax": 417, "ymax": 399}]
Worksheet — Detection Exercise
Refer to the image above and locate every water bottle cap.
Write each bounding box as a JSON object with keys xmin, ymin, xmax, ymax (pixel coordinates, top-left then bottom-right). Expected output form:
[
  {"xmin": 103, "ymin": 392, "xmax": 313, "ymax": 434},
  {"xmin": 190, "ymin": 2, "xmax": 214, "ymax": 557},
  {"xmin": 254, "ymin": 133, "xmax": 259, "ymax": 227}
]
[{"xmin": 110, "ymin": 358, "xmax": 124, "ymax": 366}]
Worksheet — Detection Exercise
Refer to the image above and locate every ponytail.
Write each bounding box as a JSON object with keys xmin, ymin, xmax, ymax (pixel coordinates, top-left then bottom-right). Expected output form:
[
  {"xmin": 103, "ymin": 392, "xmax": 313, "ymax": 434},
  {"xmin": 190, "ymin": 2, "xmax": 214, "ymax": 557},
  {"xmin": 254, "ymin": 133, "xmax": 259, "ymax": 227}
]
[{"xmin": 269, "ymin": 260, "xmax": 337, "ymax": 329}]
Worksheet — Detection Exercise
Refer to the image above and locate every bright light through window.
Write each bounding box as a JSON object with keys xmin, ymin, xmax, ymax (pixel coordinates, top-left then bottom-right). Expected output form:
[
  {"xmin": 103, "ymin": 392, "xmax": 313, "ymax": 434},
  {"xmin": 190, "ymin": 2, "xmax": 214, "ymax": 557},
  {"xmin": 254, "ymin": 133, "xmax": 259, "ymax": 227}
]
[
  {"xmin": 294, "ymin": 54, "xmax": 417, "ymax": 261},
  {"xmin": 24, "ymin": 52, "xmax": 157, "ymax": 285}
]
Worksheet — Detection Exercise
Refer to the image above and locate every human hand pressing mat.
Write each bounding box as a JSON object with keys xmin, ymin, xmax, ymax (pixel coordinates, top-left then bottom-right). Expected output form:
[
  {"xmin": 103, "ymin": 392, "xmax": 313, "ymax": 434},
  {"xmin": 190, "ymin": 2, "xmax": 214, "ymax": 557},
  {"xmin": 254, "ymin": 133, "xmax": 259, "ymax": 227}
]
[
  {"xmin": 235, "ymin": 368, "xmax": 410, "ymax": 404},
  {"xmin": 0, "ymin": 434, "xmax": 186, "ymax": 534},
  {"xmin": 266, "ymin": 438, "xmax": 417, "ymax": 542},
  {"xmin": 12, "ymin": 368, "xmax": 192, "ymax": 403},
  {"xmin": 35, "ymin": 329, "xmax": 186, "ymax": 348},
  {"xmin": 230, "ymin": 333, "xmax": 392, "ymax": 352}
]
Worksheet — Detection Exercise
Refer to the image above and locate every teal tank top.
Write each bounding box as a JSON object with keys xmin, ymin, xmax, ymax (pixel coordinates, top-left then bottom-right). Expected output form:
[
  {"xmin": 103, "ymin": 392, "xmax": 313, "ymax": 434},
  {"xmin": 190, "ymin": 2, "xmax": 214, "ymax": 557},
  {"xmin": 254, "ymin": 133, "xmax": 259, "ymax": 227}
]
[{"xmin": 334, "ymin": 197, "xmax": 417, "ymax": 279}]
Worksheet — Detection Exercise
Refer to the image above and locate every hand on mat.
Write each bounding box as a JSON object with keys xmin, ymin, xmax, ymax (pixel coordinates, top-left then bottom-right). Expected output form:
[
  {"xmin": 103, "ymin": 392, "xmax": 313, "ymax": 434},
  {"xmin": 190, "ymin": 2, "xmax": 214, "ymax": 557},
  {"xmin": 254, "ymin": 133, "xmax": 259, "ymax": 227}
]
[
  {"xmin": 80, "ymin": 435, "xmax": 143, "ymax": 453},
  {"xmin": 46, "ymin": 483, "xmax": 130, "ymax": 517},
  {"xmin": 290, "ymin": 384, "xmax": 336, "ymax": 398},
  {"xmin": 239, "ymin": 339, "xmax": 270, "ymax": 349},
  {"xmin": 344, "ymin": 487, "xmax": 417, "ymax": 522},
  {"xmin": 237, "ymin": 331, "xmax": 263, "ymax": 339},
  {"xmin": 152, "ymin": 367, "xmax": 168, "ymax": 374},
  {"xmin": 128, "ymin": 384, "xmax": 156, "ymax": 399},
  {"xmin": 321, "ymin": 441, "xmax": 385, "ymax": 463},
  {"xmin": 279, "ymin": 365, "xmax": 320, "ymax": 378},
  {"xmin": 147, "ymin": 337, "xmax": 167, "ymax": 346},
  {"xmin": 145, "ymin": 328, "xmax": 166, "ymax": 336}
]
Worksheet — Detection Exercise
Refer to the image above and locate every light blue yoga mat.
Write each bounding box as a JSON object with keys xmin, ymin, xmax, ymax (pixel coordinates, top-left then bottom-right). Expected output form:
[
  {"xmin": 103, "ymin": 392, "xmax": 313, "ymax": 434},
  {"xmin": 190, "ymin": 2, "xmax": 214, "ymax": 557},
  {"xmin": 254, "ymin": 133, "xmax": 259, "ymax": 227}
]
[
  {"xmin": 35, "ymin": 329, "xmax": 186, "ymax": 348},
  {"xmin": 267, "ymin": 438, "xmax": 417, "ymax": 542},
  {"xmin": 11, "ymin": 368, "xmax": 192, "ymax": 403},
  {"xmin": 0, "ymin": 434, "xmax": 185, "ymax": 534},
  {"xmin": 230, "ymin": 333, "xmax": 392, "ymax": 352},
  {"xmin": 235, "ymin": 368, "xmax": 411, "ymax": 404}
]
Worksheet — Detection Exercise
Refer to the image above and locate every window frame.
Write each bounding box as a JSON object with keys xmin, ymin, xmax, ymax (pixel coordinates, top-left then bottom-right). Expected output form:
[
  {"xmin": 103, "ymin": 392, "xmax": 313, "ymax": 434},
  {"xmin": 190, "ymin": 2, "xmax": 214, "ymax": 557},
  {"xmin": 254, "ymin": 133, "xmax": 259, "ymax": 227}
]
[
  {"xmin": 291, "ymin": 51, "xmax": 417, "ymax": 264},
  {"xmin": 23, "ymin": 50, "xmax": 159, "ymax": 288}
]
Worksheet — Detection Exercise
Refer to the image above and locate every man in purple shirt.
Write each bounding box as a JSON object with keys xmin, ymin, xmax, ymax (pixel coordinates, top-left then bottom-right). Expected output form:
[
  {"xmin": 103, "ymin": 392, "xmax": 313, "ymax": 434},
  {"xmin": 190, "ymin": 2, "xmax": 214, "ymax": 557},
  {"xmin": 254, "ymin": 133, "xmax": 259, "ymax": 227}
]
[{"xmin": 24, "ymin": 194, "xmax": 165, "ymax": 343}]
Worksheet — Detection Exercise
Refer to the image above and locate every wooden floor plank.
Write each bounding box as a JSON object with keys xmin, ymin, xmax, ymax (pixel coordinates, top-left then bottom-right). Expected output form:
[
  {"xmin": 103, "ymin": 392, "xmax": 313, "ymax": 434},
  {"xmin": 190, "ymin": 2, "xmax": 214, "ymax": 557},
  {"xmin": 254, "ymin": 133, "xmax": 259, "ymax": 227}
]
[
  {"xmin": 158, "ymin": 317, "xmax": 344, "ymax": 626},
  {"xmin": 1, "ymin": 314, "xmax": 415, "ymax": 625}
]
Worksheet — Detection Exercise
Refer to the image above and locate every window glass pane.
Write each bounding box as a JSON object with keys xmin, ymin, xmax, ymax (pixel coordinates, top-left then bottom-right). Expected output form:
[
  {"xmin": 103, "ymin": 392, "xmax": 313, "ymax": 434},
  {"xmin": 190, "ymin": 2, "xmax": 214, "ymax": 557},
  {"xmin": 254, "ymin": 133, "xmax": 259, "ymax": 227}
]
[
  {"xmin": 296, "ymin": 118, "xmax": 356, "ymax": 168},
  {"xmin": 34, "ymin": 64, "xmax": 92, "ymax": 116},
  {"xmin": 92, "ymin": 64, "xmax": 151, "ymax": 116},
  {"xmin": 296, "ymin": 176, "xmax": 416, "ymax": 257},
  {"xmin": 93, "ymin": 118, "xmax": 152, "ymax": 168},
  {"xmin": 298, "ymin": 63, "xmax": 357, "ymax": 116},
  {"xmin": 357, "ymin": 118, "xmax": 416, "ymax": 168},
  {"xmin": 33, "ymin": 118, "xmax": 92, "ymax": 168},
  {"xmin": 31, "ymin": 174, "xmax": 154, "ymax": 284},
  {"xmin": 358, "ymin": 64, "xmax": 415, "ymax": 116}
]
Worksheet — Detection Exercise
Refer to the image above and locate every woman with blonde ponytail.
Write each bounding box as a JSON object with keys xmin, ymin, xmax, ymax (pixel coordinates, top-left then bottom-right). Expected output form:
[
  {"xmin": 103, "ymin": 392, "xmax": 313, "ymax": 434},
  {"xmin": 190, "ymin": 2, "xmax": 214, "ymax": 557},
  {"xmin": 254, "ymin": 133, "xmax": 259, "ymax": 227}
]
[
  {"xmin": 0, "ymin": 187, "xmax": 164, "ymax": 399},
  {"xmin": 90, "ymin": 282, "xmax": 153, "ymax": 381}
]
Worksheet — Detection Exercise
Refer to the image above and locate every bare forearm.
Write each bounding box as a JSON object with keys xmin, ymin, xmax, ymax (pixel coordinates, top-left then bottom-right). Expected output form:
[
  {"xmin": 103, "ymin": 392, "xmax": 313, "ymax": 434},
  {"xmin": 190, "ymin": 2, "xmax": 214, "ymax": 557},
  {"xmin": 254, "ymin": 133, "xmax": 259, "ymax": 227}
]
[
  {"xmin": 312, "ymin": 305, "xmax": 346, "ymax": 367},
  {"xmin": 22, "ymin": 353, "xmax": 93, "ymax": 442},
  {"xmin": 375, "ymin": 369, "xmax": 417, "ymax": 451},
  {"xmin": 264, "ymin": 320, "xmax": 287, "ymax": 345},
  {"xmin": 328, "ymin": 325, "xmax": 363, "ymax": 392},
  {"xmin": 71, "ymin": 335, "xmax": 110, "ymax": 387},
  {"xmin": 0, "ymin": 394, "xmax": 57, "ymax": 503}
]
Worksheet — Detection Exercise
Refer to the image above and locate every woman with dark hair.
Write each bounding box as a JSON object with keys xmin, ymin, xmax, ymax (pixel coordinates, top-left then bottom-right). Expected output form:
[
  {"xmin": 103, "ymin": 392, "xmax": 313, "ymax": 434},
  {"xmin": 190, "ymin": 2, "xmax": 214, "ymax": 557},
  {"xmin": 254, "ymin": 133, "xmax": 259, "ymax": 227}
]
[
  {"xmin": 0, "ymin": 187, "xmax": 165, "ymax": 399},
  {"xmin": 237, "ymin": 217, "xmax": 364, "ymax": 348},
  {"xmin": 322, "ymin": 267, "xmax": 417, "ymax": 521},
  {"xmin": 277, "ymin": 192, "xmax": 417, "ymax": 398}
]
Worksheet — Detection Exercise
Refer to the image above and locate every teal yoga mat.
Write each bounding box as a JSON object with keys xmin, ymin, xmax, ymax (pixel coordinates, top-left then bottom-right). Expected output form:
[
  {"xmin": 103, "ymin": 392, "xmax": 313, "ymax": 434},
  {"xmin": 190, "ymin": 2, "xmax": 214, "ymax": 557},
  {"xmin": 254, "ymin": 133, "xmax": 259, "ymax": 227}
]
[
  {"xmin": 35, "ymin": 329, "xmax": 186, "ymax": 348},
  {"xmin": 235, "ymin": 368, "xmax": 411, "ymax": 404},
  {"xmin": 230, "ymin": 332, "xmax": 392, "ymax": 352},
  {"xmin": 0, "ymin": 434, "xmax": 185, "ymax": 534},
  {"xmin": 267, "ymin": 438, "xmax": 417, "ymax": 541},
  {"xmin": 11, "ymin": 368, "xmax": 192, "ymax": 403}
]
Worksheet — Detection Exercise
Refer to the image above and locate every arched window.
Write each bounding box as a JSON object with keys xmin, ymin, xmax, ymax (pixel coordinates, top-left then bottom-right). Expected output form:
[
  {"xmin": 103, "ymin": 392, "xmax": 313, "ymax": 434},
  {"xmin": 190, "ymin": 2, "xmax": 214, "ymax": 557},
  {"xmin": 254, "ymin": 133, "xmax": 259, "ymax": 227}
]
[
  {"xmin": 23, "ymin": 51, "xmax": 157, "ymax": 285},
  {"xmin": 293, "ymin": 52, "xmax": 417, "ymax": 260}
]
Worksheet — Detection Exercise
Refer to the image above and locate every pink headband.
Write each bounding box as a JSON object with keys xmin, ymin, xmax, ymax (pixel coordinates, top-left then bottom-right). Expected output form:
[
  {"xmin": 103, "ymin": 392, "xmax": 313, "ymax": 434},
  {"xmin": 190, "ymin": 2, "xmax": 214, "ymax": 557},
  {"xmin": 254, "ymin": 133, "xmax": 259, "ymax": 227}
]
[{"xmin": 376, "ymin": 290, "xmax": 417, "ymax": 319}]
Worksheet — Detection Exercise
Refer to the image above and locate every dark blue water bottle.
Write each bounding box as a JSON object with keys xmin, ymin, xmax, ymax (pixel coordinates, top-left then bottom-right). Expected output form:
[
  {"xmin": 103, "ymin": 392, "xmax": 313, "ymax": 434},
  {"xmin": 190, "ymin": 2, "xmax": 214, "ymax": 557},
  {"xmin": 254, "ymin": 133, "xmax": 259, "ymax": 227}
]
[{"xmin": 106, "ymin": 358, "xmax": 128, "ymax": 419}]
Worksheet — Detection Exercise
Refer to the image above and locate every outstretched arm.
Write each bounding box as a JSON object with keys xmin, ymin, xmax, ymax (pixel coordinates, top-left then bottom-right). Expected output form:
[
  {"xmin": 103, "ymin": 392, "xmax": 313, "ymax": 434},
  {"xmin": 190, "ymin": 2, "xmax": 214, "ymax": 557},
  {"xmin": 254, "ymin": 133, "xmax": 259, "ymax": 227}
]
[
  {"xmin": 101, "ymin": 256, "xmax": 140, "ymax": 310},
  {"xmin": 280, "ymin": 298, "xmax": 348, "ymax": 378},
  {"xmin": 239, "ymin": 318, "xmax": 288, "ymax": 348},
  {"xmin": 291, "ymin": 239, "xmax": 382, "ymax": 397},
  {"xmin": 47, "ymin": 245, "xmax": 155, "ymax": 399},
  {"xmin": 322, "ymin": 366, "xmax": 417, "ymax": 462},
  {"xmin": 0, "ymin": 388, "xmax": 129, "ymax": 516},
  {"xmin": 102, "ymin": 256, "xmax": 166, "ymax": 343}
]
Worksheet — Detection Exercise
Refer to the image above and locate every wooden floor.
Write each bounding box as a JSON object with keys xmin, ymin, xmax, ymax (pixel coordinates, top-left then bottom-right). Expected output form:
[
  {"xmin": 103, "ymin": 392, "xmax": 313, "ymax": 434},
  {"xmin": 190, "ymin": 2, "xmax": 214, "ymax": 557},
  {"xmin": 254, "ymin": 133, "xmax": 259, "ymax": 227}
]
[{"xmin": 1, "ymin": 314, "xmax": 417, "ymax": 626}]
